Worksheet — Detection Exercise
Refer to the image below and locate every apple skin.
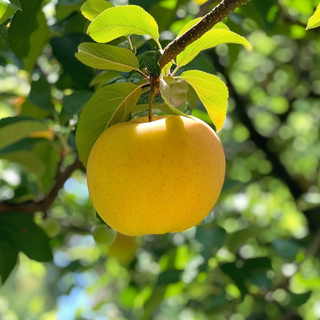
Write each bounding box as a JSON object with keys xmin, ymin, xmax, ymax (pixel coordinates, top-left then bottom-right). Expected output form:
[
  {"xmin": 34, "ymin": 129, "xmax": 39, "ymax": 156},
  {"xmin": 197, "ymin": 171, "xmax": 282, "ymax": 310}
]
[{"xmin": 87, "ymin": 115, "xmax": 225, "ymax": 236}]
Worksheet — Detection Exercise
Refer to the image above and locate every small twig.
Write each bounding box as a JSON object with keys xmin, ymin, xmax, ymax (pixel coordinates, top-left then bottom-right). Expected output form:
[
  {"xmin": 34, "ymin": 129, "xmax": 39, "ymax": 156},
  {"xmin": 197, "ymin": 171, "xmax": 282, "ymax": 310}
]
[
  {"xmin": 0, "ymin": 158, "xmax": 82, "ymax": 215},
  {"xmin": 159, "ymin": 0, "xmax": 252, "ymax": 68}
]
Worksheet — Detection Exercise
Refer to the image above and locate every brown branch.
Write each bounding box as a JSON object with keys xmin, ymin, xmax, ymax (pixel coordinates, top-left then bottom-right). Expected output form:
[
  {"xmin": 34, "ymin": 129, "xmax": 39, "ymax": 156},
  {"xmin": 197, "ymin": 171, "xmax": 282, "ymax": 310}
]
[
  {"xmin": 0, "ymin": 158, "xmax": 83, "ymax": 215},
  {"xmin": 159, "ymin": 0, "xmax": 252, "ymax": 69}
]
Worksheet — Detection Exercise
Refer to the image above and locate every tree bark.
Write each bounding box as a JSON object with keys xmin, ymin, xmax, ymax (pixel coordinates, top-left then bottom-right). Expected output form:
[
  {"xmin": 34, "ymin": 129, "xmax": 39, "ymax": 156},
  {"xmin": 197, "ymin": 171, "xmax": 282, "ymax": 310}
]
[{"xmin": 159, "ymin": 0, "xmax": 252, "ymax": 68}]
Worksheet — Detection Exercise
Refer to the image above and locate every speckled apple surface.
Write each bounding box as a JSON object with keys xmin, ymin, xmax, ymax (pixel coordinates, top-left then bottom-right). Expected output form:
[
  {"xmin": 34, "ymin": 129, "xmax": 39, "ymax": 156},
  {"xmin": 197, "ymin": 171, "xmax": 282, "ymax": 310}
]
[{"xmin": 87, "ymin": 115, "xmax": 226, "ymax": 236}]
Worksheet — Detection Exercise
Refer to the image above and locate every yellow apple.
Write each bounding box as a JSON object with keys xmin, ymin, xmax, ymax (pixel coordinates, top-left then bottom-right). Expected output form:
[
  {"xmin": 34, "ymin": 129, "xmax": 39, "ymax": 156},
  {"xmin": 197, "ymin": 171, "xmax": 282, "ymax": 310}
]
[{"xmin": 87, "ymin": 115, "xmax": 225, "ymax": 236}]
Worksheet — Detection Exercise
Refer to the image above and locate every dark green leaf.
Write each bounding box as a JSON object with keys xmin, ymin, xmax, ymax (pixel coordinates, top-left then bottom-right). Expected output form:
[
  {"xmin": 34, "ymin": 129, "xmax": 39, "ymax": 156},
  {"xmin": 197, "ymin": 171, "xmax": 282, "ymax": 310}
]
[
  {"xmin": 205, "ymin": 295, "xmax": 229, "ymax": 312},
  {"xmin": 0, "ymin": 24, "xmax": 8, "ymax": 50},
  {"xmin": 8, "ymin": 0, "xmax": 42, "ymax": 57},
  {"xmin": 289, "ymin": 291, "xmax": 311, "ymax": 307},
  {"xmin": 196, "ymin": 227, "xmax": 226, "ymax": 270},
  {"xmin": 51, "ymin": 33, "xmax": 94, "ymax": 89},
  {"xmin": 25, "ymin": 77, "xmax": 54, "ymax": 112},
  {"xmin": 22, "ymin": 8, "xmax": 48, "ymax": 72},
  {"xmin": 139, "ymin": 50, "xmax": 162, "ymax": 76},
  {"xmin": 272, "ymin": 239, "xmax": 299, "ymax": 260},
  {"xmin": 156, "ymin": 269, "xmax": 182, "ymax": 285},
  {"xmin": 0, "ymin": 212, "xmax": 53, "ymax": 262},
  {"xmin": 0, "ymin": 237, "xmax": 18, "ymax": 285},
  {"xmin": 220, "ymin": 262, "xmax": 248, "ymax": 298},
  {"xmin": 61, "ymin": 90, "xmax": 94, "ymax": 123}
]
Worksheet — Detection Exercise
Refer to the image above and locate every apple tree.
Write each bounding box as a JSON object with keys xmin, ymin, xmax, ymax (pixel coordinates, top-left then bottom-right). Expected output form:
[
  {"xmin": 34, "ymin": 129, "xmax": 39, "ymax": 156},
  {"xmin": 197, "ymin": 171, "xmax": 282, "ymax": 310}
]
[{"xmin": 0, "ymin": 0, "xmax": 320, "ymax": 319}]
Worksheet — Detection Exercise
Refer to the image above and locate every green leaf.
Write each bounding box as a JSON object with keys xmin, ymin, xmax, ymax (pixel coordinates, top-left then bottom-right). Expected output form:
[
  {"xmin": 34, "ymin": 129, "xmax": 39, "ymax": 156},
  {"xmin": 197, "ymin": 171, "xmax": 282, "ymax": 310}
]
[
  {"xmin": 307, "ymin": 4, "xmax": 320, "ymax": 29},
  {"xmin": 61, "ymin": 90, "xmax": 94, "ymax": 123},
  {"xmin": 0, "ymin": 212, "xmax": 53, "ymax": 262},
  {"xmin": 89, "ymin": 70, "xmax": 120, "ymax": 87},
  {"xmin": 196, "ymin": 227, "xmax": 226, "ymax": 270},
  {"xmin": 178, "ymin": 19, "xmax": 228, "ymax": 37},
  {"xmin": 0, "ymin": 24, "xmax": 8, "ymax": 50},
  {"xmin": 76, "ymin": 42, "xmax": 140, "ymax": 72},
  {"xmin": 157, "ymin": 269, "xmax": 183, "ymax": 285},
  {"xmin": 76, "ymin": 82, "xmax": 142, "ymax": 167},
  {"xmin": 8, "ymin": 0, "xmax": 42, "ymax": 57},
  {"xmin": 0, "ymin": 116, "xmax": 48, "ymax": 150},
  {"xmin": 0, "ymin": 0, "xmax": 21, "ymax": 24},
  {"xmin": 25, "ymin": 77, "xmax": 54, "ymax": 112},
  {"xmin": 0, "ymin": 137, "xmax": 45, "ymax": 156},
  {"xmin": 22, "ymin": 7, "xmax": 48, "ymax": 72},
  {"xmin": 81, "ymin": 0, "xmax": 114, "ymax": 21},
  {"xmin": 289, "ymin": 291, "xmax": 311, "ymax": 307},
  {"xmin": 1, "ymin": 141, "xmax": 60, "ymax": 192},
  {"xmin": 160, "ymin": 77, "xmax": 188, "ymax": 108},
  {"xmin": 0, "ymin": 237, "xmax": 18, "ymax": 285},
  {"xmin": 175, "ymin": 19, "xmax": 252, "ymax": 68},
  {"xmin": 87, "ymin": 5, "xmax": 160, "ymax": 48},
  {"xmin": 51, "ymin": 34, "xmax": 94, "ymax": 90},
  {"xmin": 139, "ymin": 50, "xmax": 162, "ymax": 76},
  {"xmin": 179, "ymin": 70, "xmax": 228, "ymax": 132}
]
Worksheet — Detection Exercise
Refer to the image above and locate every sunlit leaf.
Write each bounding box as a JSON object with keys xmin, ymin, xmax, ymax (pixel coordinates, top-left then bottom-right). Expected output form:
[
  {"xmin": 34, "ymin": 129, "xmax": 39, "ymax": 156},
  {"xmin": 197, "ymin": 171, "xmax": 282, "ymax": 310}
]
[
  {"xmin": 178, "ymin": 19, "xmax": 229, "ymax": 37},
  {"xmin": 175, "ymin": 19, "xmax": 251, "ymax": 68},
  {"xmin": 76, "ymin": 42, "xmax": 140, "ymax": 72},
  {"xmin": 76, "ymin": 82, "xmax": 142, "ymax": 167},
  {"xmin": 307, "ymin": 4, "xmax": 320, "ymax": 29},
  {"xmin": 179, "ymin": 70, "xmax": 228, "ymax": 131},
  {"xmin": 87, "ymin": 5, "xmax": 160, "ymax": 47},
  {"xmin": 0, "ymin": 0, "xmax": 21, "ymax": 24},
  {"xmin": 81, "ymin": 0, "xmax": 114, "ymax": 21},
  {"xmin": 160, "ymin": 77, "xmax": 188, "ymax": 107}
]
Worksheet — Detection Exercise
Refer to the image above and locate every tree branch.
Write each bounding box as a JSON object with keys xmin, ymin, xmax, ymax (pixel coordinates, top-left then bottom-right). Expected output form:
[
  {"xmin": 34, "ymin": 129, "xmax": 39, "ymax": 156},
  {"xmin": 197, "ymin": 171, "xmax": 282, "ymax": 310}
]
[
  {"xmin": 0, "ymin": 158, "xmax": 83, "ymax": 215},
  {"xmin": 159, "ymin": 0, "xmax": 252, "ymax": 69}
]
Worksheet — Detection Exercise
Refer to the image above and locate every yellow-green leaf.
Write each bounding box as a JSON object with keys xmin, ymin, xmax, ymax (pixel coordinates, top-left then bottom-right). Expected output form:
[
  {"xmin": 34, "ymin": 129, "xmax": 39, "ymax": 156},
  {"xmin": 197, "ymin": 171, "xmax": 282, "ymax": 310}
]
[
  {"xmin": 179, "ymin": 70, "xmax": 228, "ymax": 132},
  {"xmin": 176, "ymin": 19, "xmax": 251, "ymax": 69},
  {"xmin": 0, "ymin": 0, "xmax": 21, "ymax": 25},
  {"xmin": 307, "ymin": 4, "xmax": 320, "ymax": 29},
  {"xmin": 76, "ymin": 42, "xmax": 139, "ymax": 72},
  {"xmin": 76, "ymin": 82, "xmax": 142, "ymax": 167},
  {"xmin": 87, "ymin": 5, "xmax": 160, "ymax": 48},
  {"xmin": 81, "ymin": 0, "xmax": 114, "ymax": 21}
]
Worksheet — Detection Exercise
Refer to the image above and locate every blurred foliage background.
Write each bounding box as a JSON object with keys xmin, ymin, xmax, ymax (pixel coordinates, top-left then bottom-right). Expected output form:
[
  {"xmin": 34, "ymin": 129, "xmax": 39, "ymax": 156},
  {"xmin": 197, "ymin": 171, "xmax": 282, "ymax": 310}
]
[{"xmin": 1, "ymin": 0, "xmax": 320, "ymax": 319}]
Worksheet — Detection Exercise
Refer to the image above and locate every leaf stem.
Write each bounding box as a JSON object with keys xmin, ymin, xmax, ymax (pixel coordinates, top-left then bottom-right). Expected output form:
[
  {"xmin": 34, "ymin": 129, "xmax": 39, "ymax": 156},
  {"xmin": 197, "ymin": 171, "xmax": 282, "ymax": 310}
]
[
  {"xmin": 171, "ymin": 65, "xmax": 180, "ymax": 77},
  {"xmin": 155, "ymin": 38, "xmax": 163, "ymax": 51},
  {"xmin": 127, "ymin": 36, "xmax": 134, "ymax": 52},
  {"xmin": 136, "ymin": 69, "xmax": 149, "ymax": 78},
  {"xmin": 159, "ymin": 0, "xmax": 251, "ymax": 68}
]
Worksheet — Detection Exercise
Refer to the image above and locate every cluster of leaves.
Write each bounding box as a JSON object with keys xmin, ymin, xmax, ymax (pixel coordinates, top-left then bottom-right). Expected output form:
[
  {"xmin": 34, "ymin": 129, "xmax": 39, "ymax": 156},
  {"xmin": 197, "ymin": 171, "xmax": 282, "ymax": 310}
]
[{"xmin": 75, "ymin": 0, "xmax": 251, "ymax": 167}]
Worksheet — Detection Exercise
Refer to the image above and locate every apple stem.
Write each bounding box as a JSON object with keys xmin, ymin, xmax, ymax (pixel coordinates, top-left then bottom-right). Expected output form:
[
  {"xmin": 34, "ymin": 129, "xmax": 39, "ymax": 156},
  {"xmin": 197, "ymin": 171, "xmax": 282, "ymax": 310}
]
[
  {"xmin": 149, "ymin": 75, "xmax": 160, "ymax": 122},
  {"xmin": 149, "ymin": 90, "xmax": 155, "ymax": 122}
]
